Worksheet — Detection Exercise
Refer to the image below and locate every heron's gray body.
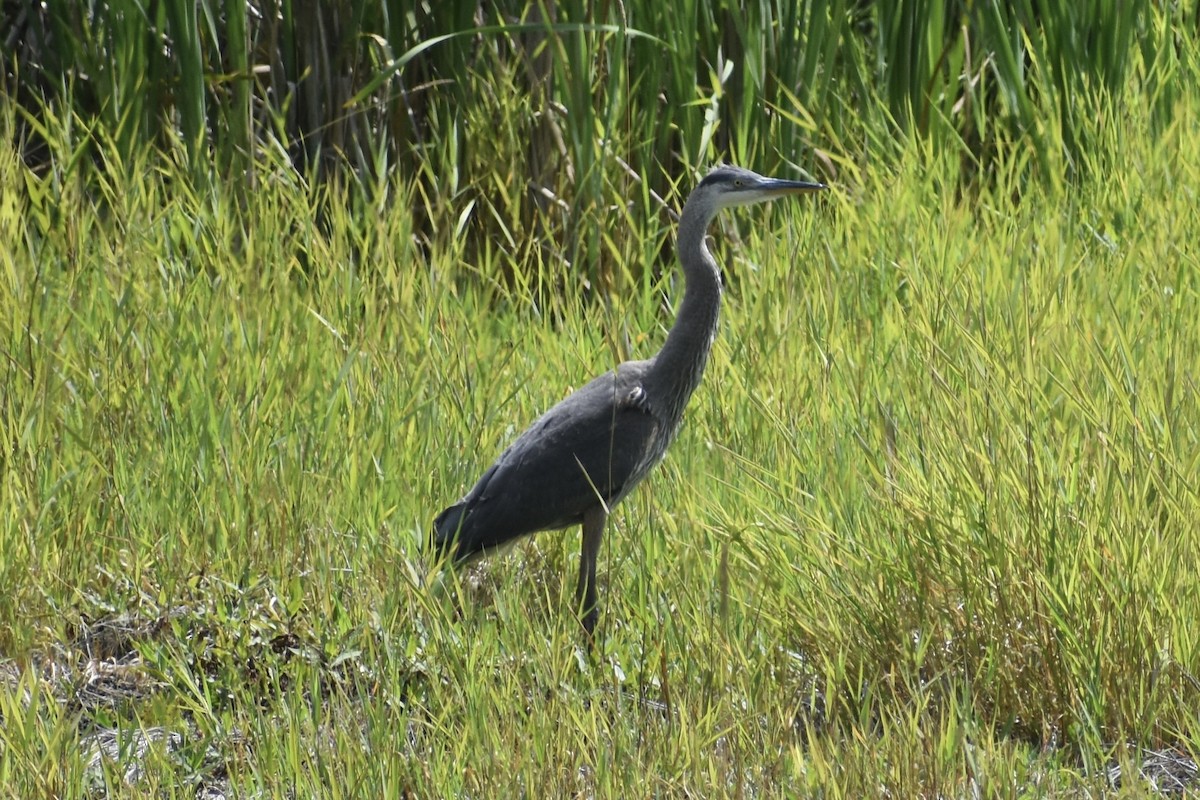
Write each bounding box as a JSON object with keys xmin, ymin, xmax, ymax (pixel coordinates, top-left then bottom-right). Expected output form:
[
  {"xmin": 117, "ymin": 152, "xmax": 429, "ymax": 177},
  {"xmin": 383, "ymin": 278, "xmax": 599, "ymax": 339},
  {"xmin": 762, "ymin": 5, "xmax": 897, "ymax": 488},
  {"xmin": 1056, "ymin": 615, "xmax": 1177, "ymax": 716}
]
[
  {"xmin": 433, "ymin": 165, "xmax": 825, "ymax": 638},
  {"xmin": 434, "ymin": 359, "xmax": 665, "ymax": 559}
]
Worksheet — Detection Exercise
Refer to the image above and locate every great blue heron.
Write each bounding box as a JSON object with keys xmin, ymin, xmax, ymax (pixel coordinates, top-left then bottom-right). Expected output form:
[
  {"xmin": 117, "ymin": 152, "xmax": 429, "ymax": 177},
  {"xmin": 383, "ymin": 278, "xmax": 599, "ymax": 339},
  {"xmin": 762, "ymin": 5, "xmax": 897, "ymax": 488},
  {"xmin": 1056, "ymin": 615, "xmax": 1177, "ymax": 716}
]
[{"xmin": 434, "ymin": 164, "xmax": 826, "ymax": 639}]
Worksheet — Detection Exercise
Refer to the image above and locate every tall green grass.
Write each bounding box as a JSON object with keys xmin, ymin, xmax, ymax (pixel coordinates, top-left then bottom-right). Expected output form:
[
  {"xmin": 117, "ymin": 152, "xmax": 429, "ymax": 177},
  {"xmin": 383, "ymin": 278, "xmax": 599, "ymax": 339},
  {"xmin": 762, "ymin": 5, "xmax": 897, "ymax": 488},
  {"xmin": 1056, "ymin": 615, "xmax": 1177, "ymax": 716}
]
[
  {"xmin": 3, "ymin": 33, "xmax": 1200, "ymax": 794},
  {"xmin": 7, "ymin": 1, "xmax": 1192, "ymax": 293}
]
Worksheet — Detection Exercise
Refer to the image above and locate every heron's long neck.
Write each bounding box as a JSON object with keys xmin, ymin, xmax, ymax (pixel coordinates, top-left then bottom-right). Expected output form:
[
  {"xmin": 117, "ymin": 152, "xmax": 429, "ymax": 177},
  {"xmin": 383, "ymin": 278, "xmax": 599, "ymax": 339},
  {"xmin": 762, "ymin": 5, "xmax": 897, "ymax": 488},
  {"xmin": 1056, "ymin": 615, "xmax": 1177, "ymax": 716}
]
[{"xmin": 649, "ymin": 200, "xmax": 722, "ymax": 422}]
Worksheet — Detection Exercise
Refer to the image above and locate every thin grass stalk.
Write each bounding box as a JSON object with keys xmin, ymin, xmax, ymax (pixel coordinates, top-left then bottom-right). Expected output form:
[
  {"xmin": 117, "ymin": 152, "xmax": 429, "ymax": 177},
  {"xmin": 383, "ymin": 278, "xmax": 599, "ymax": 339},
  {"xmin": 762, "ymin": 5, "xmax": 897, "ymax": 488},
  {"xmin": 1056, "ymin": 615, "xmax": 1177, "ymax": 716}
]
[
  {"xmin": 163, "ymin": 0, "xmax": 207, "ymax": 185},
  {"xmin": 223, "ymin": 0, "xmax": 252, "ymax": 191}
]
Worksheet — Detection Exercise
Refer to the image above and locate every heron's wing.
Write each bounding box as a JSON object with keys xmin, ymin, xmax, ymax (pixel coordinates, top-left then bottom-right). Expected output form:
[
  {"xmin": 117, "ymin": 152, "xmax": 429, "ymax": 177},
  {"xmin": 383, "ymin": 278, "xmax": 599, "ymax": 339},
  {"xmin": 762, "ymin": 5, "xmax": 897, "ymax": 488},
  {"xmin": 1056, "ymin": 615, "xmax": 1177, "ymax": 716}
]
[{"xmin": 434, "ymin": 369, "xmax": 659, "ymax": 559}]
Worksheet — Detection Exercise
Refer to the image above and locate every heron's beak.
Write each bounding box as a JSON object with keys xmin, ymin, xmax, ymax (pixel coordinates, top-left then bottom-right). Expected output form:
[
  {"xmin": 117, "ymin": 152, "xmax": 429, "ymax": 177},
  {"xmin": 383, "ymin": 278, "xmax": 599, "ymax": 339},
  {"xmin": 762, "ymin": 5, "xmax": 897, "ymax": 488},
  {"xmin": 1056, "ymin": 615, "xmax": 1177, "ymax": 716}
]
[{"xmin": 760, "ymin": 178, "xmax": 827, "ymax": 195}]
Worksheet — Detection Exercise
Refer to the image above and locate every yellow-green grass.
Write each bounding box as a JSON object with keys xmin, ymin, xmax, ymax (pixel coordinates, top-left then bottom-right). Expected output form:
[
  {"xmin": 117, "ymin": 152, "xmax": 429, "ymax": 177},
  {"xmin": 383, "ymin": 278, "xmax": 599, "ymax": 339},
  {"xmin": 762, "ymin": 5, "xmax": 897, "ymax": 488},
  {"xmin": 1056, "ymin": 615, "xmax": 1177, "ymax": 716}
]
[{"xmin": 2, "ymin": 96, "xmax": 1199, "ymax": 797}]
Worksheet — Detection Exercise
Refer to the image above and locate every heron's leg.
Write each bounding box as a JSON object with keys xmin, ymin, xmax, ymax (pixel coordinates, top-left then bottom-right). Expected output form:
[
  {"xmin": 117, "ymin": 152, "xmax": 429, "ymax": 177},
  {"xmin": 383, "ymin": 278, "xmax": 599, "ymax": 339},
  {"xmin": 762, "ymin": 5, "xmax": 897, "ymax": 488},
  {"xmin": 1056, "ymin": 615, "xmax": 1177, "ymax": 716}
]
[{"xmin": 576, "ymin": 504, "xmax": 607, "ymax": 638}]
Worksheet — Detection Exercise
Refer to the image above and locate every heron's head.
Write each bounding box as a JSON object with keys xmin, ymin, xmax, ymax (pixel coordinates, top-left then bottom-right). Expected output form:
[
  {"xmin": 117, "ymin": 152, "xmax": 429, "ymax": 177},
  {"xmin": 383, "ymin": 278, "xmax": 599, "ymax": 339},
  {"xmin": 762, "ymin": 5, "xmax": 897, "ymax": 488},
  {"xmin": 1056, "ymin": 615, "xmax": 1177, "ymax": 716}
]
[{"xmin": 697, "ymin": 164, "xmax": 826, "ymax": 210}]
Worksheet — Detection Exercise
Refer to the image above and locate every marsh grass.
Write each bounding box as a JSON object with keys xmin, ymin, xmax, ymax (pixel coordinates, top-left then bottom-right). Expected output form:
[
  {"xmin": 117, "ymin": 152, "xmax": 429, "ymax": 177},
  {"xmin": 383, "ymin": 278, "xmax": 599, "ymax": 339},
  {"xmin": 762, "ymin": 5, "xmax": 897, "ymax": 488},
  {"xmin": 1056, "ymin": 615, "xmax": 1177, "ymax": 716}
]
[{"xmin": 3, "ymin": 57, "xmax": 1200, "ymax": 800}]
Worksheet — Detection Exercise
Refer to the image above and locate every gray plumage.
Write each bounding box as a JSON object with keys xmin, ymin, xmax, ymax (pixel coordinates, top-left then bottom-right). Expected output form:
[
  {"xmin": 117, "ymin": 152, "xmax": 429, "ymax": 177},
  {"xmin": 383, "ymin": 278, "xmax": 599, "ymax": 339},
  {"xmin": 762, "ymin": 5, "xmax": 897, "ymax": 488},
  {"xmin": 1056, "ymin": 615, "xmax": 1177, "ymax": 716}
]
[{"xmin": 434, "ymin": 164, "xmax": 826, "ymax": 638}]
